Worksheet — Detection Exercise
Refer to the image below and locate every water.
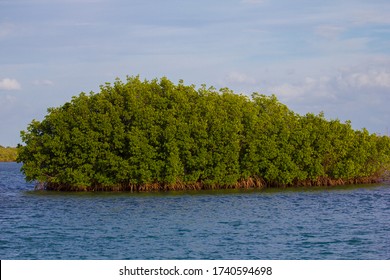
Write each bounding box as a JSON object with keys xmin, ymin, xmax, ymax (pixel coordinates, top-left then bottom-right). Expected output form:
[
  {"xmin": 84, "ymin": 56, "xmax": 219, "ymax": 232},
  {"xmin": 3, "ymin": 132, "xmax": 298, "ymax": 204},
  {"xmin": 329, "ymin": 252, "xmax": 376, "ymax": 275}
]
[{"xmin": 1, "ymin": 162, "xmax": 389, "ymax": 259}]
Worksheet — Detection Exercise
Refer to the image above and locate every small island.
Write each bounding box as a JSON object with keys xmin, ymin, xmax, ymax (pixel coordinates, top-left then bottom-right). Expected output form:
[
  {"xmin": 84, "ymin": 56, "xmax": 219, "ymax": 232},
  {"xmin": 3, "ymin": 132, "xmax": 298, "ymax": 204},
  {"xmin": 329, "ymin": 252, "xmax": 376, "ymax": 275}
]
[{"xmin": 17, "ymin": 76, "xmax": 390, "ymax": 191}]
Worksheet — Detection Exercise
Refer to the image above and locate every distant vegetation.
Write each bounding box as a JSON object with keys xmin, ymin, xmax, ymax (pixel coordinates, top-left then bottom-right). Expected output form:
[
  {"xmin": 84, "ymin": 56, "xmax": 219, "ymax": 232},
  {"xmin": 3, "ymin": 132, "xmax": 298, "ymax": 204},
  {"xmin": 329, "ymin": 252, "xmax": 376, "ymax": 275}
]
[
  {"xmin": 17, "ymin": 76, "xmax": 390, "ymax": 191},
  {"xmin": 0, "ymin": 146, "xmax": 17, "ymax": 162}
]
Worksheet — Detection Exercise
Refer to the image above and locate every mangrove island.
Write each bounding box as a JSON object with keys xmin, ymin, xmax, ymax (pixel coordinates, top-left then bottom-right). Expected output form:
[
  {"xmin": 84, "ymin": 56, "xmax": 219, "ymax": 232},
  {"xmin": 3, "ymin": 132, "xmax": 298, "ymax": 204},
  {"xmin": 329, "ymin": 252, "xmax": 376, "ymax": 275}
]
[{"xmin": 17, "ymin": 76, "xmax": 390, "ymax": 191}]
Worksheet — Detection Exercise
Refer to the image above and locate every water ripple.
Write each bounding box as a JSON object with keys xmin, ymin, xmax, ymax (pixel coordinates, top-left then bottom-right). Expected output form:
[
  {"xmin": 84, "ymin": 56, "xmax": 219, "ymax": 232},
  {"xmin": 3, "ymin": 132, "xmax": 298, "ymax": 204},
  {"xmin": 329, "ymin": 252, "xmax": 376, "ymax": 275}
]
[{"xmin": 1, "ymin": 162, "xmax": 390, "ymax": 259}]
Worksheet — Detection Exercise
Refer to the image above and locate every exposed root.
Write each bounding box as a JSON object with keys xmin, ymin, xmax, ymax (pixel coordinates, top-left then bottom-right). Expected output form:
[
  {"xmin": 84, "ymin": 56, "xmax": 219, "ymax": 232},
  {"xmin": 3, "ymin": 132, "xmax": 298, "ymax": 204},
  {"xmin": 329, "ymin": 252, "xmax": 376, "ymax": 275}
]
[{"xmin": 36, "ymin": 173, "xmax": 385, "ymax": 192}]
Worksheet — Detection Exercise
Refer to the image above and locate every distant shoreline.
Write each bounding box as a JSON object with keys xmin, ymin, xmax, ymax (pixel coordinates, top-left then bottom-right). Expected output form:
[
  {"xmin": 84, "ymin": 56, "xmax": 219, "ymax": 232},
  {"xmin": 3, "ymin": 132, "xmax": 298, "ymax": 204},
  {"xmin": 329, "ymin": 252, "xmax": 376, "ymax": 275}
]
[{"xmin": 0, "ymin": 146, "xmax": 17, "ymax": 162}]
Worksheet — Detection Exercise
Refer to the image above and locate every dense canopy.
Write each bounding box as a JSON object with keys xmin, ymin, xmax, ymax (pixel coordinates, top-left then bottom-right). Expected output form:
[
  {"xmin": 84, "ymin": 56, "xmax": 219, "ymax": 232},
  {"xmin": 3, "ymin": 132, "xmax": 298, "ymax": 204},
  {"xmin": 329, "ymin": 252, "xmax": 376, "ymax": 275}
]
[{"xmin": 17, "ymin": 76, "xmax": 390, "ymax": 191}]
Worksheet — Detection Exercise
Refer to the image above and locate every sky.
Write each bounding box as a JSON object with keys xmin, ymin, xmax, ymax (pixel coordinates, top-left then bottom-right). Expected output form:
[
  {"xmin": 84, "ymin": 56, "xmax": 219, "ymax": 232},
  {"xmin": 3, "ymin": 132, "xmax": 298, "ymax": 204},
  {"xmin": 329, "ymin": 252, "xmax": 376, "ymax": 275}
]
[{"xmin": 1, "ymin": 0, "xmax": 390, "ymax": 146}]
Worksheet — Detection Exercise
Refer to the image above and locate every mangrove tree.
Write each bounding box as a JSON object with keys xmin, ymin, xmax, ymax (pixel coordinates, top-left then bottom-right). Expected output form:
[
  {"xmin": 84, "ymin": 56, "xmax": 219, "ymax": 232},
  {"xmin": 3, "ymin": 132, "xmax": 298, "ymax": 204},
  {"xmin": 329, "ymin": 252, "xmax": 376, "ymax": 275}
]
[{"xmin": 17, "ymin": 76, "xmax": 390, "ymax": 191}]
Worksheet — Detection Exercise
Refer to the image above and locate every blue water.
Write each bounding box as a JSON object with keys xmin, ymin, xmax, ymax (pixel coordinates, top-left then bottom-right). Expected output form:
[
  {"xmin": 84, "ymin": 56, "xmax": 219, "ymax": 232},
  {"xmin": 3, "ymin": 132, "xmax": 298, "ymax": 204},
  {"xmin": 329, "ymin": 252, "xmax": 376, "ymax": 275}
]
[{"xmin": 1, "ymin": 162, "xmax": 389, "ymax": 259}]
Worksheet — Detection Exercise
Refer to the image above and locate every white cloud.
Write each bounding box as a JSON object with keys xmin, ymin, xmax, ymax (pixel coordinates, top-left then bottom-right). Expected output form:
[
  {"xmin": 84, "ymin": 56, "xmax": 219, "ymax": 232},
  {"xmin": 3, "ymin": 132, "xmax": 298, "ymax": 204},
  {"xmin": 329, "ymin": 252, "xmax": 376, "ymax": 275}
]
[
  {"xmin": 271, "ymin": 67, "xmax": 390, "ymax": 105},
  {"xmin": 266, "ymin": 62, "xmax": 390, "ymax": 134},
  {"xmin": 225, "ymin": 71, "xmax": 257, "ymax": 85},
  {"xmin": 0, "ymin": 78, "xmax": 21, "ymax": 90},
  {"xmin": 340, "ymin": 69, "xmax": 390, "ymax": 88},
  {"xmin": 270, "ymin": 76, "xmax": 335, "ymax": 102}
]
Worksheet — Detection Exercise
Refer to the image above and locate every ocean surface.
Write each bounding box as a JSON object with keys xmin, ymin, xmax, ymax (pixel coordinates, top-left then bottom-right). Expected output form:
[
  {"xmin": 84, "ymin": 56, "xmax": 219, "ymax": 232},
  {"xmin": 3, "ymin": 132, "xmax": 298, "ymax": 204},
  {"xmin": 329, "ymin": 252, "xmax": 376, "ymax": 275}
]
[{"xmin": 1, "ymin": 162, "xmax": 389, "ymax": 260}]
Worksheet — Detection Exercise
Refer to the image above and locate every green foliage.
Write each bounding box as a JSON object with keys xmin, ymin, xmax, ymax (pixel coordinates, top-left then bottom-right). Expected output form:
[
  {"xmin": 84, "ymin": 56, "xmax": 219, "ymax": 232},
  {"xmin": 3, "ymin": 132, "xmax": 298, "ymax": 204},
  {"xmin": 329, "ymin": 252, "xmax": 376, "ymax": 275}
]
[
  {"xmin": 17, "ymin": 76, "xmax": 390, "ymax": 191},
  {"xmin": 0, "ymin": 146, "xmax": 17, "ymax": 162}
]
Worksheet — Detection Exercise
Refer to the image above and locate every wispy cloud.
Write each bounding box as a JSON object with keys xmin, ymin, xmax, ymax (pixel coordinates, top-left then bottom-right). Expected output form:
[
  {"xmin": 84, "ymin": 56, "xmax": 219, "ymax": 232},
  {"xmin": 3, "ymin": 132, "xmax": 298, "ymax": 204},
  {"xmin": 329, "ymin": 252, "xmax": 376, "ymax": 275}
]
[
  {"xmin": 241, "ymin": 0, "xmax": 267, "ymax": 4},
  {"xmin": 0, "ymin": 78, "xmax": 21, "ymax": 90},
  {"xmin": 349, "ymin": 8, "xmax": 390, "ymax": 26},
  {"xmin": 225, "ymin": 71, "xmax": 257, "ymax": 85},
  {"xmin": 0, "ymin": 94, "xmax": 17, "ymax": 104},
  {"xmin": 33, "ymin": 79, "xmax": 54, "ymax": 86},
  {"xmin": 314, "ymin": 25, "xmax": 345, "ymax": 40}
]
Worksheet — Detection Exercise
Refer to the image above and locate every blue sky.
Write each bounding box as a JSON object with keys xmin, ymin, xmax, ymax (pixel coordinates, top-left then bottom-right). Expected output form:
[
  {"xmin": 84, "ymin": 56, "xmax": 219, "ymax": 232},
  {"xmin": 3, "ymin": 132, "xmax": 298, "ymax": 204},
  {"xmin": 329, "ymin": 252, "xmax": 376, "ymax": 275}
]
[{"xmin": 1, "ymin": 0, "xmax": 390, "ymax": 146}]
